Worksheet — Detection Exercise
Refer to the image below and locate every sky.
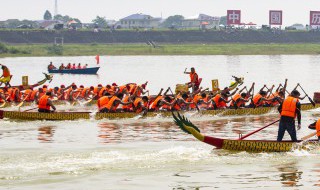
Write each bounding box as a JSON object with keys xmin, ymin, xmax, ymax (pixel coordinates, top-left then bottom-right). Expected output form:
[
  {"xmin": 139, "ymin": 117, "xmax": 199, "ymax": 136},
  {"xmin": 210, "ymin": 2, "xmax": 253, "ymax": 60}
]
[{"xmin": 0, "ymin": 0, "xmax": 319, "ymax": 26}]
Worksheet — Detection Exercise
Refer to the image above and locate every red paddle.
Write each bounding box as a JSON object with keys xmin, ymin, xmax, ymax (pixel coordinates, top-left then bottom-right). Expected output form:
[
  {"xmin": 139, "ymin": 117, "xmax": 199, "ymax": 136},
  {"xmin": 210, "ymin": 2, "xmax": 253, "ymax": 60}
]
[{"xmin": 238, "ymin": 119, "xmax": 280, "ymax": 140}]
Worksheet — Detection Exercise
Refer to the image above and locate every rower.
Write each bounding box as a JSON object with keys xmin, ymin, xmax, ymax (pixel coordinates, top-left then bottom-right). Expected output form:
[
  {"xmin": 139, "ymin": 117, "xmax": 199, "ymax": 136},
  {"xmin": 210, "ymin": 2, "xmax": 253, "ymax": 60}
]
[
  {"xmin": 59, "ymin": 64, "xmax": 65, "ymax": 70},
  {"xmin": 11, "ymin": 85, "xmax": 24, "ymax": 102},
  {"xmin": 212, "ymin": 92, "xmax": 232, "ymax": 109},
  {"xmin": 173, "ymin": 93, "xmax": 194, "ymax": 111},
  {"xmin": 132, "ymin": 96, "xmax": 149, "ymax": 115},
  {"xmin": 105, "ymin": 93, "xmax": 132, "ymax": 112},
  {"xmin": 97, "ymin": 92, "xmax": 111, "ymax": 113},
  {"xmin": 0, "ymin": 88, "xmax": 5, "ymax": 103},
  {"xmin": 77, "ymin": 63, "xmax": 82, "ymax": 69},
  {"xmin": 93, "ymin": 84, "xmax": 103, "ymax": 99},
  {"xmin": 277, "ymin": 90, "xmax": 301, "ymax": 142},
  {"xmin": 23, "ymin": 87, "xmax": 33, "ymax": 102},
  {"xmin": 80, "ymin": 86, "xmax": 94, "ymax": 100},
  {"xmin": 48, "ymin": 62, "xmax": 56, "ymax": 70},
  {"xmin": 0, "ymin": 64, "xmax": 11, "ymax": 87},
  {"xmin": 230, "ymin": 92, "xmax": 250, "ymax": 109},
  {"xmin": 184, "ymin": 67, "xmax": 200, "ymax": 93},
  {"xmin": 251, "ymin": 90, "xmax": 270, "ymax": 108},
  {"xmin": 267, "ymin": 91, "xmax": 285, "ymax": 106},
  {"xmin": 308, "ymin": 119, "xmax": 320, "ymax": 141},
  {"xmin": 38, "ymin": 91, "xmax": 56, "ymax": 113},
  {"xmin": 65, "ymin": 85, "xmax": 78, "ymax": 101}
]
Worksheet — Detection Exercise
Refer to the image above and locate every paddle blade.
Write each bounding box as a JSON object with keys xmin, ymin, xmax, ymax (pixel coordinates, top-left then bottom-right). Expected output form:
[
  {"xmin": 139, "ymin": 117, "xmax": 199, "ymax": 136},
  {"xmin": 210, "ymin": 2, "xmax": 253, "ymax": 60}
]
[
  {"xmin": 308, "ymin": 96, "xmax": 316, "ymax": 107},
  {"xmin": 301, "ymin": 132, "xmax": 317, "ymax": 141},
  {"xmin": 83, "ymin": 99, "xmax": 93, "ymax": 104},
  {"xmin": 0, "ymin": 102, "xmax": 6, "ymax": 108},
  {"xmin": 17, "ymin": 101, "xmax": 24, "ymax": 107}
]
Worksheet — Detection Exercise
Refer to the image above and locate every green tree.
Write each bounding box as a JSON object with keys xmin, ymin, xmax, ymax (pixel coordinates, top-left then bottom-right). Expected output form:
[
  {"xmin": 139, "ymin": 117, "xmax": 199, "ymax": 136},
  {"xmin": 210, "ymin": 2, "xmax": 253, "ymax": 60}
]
[
  {"xmin": 54, "ymin": 14, "xmax": 63, "ymax": 21},
  {"xmin": 161, "ymin": 15, "xmax": 184, "ymax": 28},
  {"xmin": 73, "ymin": 18, "xmax": 82, "ymax": 24},
  {"xmin": 92, "ymin": 16, "xmax": 107, "ymax": 28},
  {"xmin": 44, "ymin": 10, "xmax": 52, "ymax": 20}
]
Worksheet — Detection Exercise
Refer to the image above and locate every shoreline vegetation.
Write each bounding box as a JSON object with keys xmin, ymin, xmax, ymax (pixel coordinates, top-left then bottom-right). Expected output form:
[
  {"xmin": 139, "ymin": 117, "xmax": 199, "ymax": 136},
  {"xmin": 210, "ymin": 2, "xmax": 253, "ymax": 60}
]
[{"xmin": 0, "ymin": 43, "xmax": 320, "ymax": 57}]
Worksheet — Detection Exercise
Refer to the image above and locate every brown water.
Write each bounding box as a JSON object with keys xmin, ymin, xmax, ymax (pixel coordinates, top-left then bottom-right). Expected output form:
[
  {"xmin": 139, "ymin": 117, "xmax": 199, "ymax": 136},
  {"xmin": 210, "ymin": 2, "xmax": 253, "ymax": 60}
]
[{"xmin": 1, "ymin": 55, "xmax": 320, "ymax": 189}]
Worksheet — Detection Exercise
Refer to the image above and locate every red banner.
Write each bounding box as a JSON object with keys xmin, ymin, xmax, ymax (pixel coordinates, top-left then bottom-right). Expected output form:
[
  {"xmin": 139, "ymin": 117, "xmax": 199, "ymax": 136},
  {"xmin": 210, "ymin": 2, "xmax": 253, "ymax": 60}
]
[
  {"xmin": 269, "ymin": 10, "xmax": 282, "ymax": 25},
  {"xmin": 227, "ymin": 10, "xmax": 241, "ymax": 25},
  {"xmin": 310, "ymin": 11, "xmax": 320, "ymax": 26},
  {"xmin": 95, "ymin": 54, "xmax": 100, "ymax": 64}
]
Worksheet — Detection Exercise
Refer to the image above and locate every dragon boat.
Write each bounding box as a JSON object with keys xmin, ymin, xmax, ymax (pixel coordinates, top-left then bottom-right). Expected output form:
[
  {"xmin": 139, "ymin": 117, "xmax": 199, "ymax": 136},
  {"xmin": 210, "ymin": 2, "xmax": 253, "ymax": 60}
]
[
  {"xmin": 0, "ymin": 73, "xmax": 53, "ymax": 90},
  {"xmin": 0, "ymin": 102, "xmax": 319, "ymax": 121},
  {"xmin": 172, "ymin": 112, "xmax": 318, "ymax": 152}
]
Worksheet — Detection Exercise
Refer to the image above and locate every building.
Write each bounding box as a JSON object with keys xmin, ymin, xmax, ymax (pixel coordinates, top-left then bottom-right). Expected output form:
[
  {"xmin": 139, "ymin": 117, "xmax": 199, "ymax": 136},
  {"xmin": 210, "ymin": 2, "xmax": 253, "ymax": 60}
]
[
  {"xmin": 119, "ymin": 13, "xmax": 161, "ymax": 29},
  {"xmin": 181, "ymin": 14, "xmax": 220, "ymax": 29}
]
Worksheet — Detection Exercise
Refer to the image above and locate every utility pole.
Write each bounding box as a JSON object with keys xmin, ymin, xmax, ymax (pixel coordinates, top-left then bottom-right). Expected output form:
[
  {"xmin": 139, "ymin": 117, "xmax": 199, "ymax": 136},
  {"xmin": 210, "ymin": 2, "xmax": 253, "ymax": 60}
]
[{"xmin": 54, "ymin": 0, "xmax": 58, "ymax": 17}]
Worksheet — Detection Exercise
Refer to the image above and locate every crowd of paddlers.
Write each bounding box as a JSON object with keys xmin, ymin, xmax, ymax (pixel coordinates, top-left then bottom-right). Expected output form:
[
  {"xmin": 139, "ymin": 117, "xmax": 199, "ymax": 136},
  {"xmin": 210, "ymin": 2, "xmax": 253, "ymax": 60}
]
[
  {"xmin": 0, "ymin": 66, "xmax": 307, "ymax": 116},
  {"xmin": 0, "ymin": 77, "xmax": 304, "ymax": 114}
]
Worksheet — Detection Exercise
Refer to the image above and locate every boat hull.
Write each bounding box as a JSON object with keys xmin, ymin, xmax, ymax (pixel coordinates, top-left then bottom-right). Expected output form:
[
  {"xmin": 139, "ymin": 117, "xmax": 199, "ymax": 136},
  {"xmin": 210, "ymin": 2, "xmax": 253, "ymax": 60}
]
[
  {"xmin": 204, "ymin": 136, "xmax": 310, "ymax": 152},
  {"xmin": 48, "ymin": 67, "xmax": 99, "ymax": 74},
  {"xmin": 0, "ymin": 103, "xmax": 319, "ymax": 121}
]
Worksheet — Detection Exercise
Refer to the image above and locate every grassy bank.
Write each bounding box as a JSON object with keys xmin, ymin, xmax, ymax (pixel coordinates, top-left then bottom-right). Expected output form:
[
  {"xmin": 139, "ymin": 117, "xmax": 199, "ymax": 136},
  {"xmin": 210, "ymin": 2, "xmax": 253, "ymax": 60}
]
[{"xmin": 1, "ymin": 43, "xmax": 320, "ymax": 57}]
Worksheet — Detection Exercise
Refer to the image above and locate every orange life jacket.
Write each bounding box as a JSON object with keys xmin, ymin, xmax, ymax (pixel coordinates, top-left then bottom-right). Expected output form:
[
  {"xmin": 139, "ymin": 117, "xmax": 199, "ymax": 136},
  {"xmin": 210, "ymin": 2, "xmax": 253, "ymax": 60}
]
[
  {"xmin": 129, "ymin": 84, "xmax": 137, "ymax": 95},
  {"xmin": 189, "ymin": 94, "xmax": 201, "ymax": 109},
  {"xmin": 29, "ymin": 90, "xmax": 38, "ymax": 101},
  {"xmin": 3, "ymin": 67, "xmax": 10, "ymax": 77},
  {"xmin": 97, "ymin": 96, "xmax": 110, "ymax": 111},
  {"xmin": 281, "ymin": 96, "xmax": 299, "ymax": 118},
  {"xmin": 316, "ymin": 119, "xmax": 320, "ymax": 137},
  {"xmin": 253, "ymin": 94, "xmax": 263, "ymax": 107},
  {"xmin": 80, "ymin": 88, "xmax": 89, "ymax": 99},
  {"xmin": 106, "ymin": 96, "xmax": 120, "ymax": 111},
  {"xmin": 161, "ymin": 99, "xmax": 172, "ymax": 110},
  {"xmin": 11, "ymin": 88, "xmax": 22, "ymax": 102},
  {"xmin": 189, "ymin": 72, "xmax": 199, "ymax": 85},
  {"xmin": 268, "ymin": 92, "xmax": 280, "ymax": 106},
  {"xmin": 173, "ymin": 95, "xmax": 182, "ymax": 111},
  {"xmin": 0, "ymin": 89, "xmax": 4, "ymax": 102},
  {"xmin": 150, "ymin": 96, "xmax": 163, "ymax": 110},
  {"xmin": 38, "ymin": 95, "xmax": 51, "ymax": 110},
  {"xmin": 214, "ymin": 94, "xmax": 227, "ymax": 108},
  {"xmin": 122, "ymin": 96, "xmax": 132, "ymax": 110},
  {"xmin": 64, "ymin": 87, "xmax": 74, "ymax": 100},
  {"xmin": 23, "ymin": 89, "xmax": 32, "ymax": 102},
  {"xmin": 133, "ymin": 98, "xmax": 143, "ymax": 113},
  {"xmin": 119, "ymin": 85, "xmax": 127, "ymax": 93},
  {"xmin": 38, "ymin": 91, "xmax": 45, "ymax": 99}
]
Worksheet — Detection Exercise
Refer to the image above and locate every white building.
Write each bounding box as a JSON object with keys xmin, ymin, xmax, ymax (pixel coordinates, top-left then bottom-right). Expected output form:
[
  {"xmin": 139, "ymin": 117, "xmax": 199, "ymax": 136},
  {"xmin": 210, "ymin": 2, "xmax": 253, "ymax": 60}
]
[{"xmin": 119, "ymin": 13, "xmax": 161, "ymax": 29}]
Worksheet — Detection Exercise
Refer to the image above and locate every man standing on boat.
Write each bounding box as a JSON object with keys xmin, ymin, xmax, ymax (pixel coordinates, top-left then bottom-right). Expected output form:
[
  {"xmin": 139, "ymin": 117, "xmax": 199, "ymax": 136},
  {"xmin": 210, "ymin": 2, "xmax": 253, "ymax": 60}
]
[
  {"xmin": 184, "ymin": 67, "xmax": 200, "ymax": 93},
  {"xmin": 277, "ymin": 90, "xmax": 301, "ymax": 142},
  {"xmin": 0, "ymin": 64, "xmax": 11, "ymax": 87},
  {"xmin": 38, "ymin": 91, "xmax": 56, "ymax": 113}
]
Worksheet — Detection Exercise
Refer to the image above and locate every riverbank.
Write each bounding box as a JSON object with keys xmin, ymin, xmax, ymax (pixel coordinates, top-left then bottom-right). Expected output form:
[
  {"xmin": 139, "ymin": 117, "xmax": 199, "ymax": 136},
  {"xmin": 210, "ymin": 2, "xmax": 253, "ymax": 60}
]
[{"xmin": 1, "ymin": 43, "xmax": 320, "ymax": 57}]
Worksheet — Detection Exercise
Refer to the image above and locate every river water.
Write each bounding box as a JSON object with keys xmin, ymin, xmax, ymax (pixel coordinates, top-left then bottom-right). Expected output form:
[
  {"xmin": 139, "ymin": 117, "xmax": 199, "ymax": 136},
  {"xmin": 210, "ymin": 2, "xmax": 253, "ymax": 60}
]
[{"xmin": 1, "ymin": 55, "xmax": 320, "ymax": 189}]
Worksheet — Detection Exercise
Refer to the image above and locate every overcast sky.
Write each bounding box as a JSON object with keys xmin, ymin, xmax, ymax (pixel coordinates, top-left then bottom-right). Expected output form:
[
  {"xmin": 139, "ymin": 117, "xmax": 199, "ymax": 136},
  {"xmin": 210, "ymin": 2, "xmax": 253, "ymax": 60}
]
[{"xmin": 0, "ymin": 0, "xmax": 319, "ymax": 26}]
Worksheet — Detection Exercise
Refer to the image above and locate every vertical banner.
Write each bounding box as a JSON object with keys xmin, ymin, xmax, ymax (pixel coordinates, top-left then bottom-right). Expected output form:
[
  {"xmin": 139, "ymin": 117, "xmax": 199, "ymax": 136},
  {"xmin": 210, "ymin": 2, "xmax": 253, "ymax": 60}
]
[
  {"xmin": 95, "ymin": 54, "xmax": 100, "ymax": 64},
  {"xmin": 22, "ymin": 76, "xmax": 28, "ymax": 86},
  {"xmin": 212, "ymin": 79, "xmax": 219, "ymax": 92},
  {"xmin": 269, "ymin": 10, "xmax": 282, "ymax": 25},
  {"xmin": 310, "ymin": 11, "xmax": 320, "ymax": 26},
  {"xmin": 227, "ymin": 10, "xmax": 241, "ymax": 25}
]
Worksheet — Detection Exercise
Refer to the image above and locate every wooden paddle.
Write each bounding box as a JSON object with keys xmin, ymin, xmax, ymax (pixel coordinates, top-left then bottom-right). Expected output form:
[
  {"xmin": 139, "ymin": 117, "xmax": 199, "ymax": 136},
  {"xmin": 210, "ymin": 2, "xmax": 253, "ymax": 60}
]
[
  {"xmin": 0, "ymin": 102, "xmax": 6, "ymax": 108},
  {"xmin": 16, "ymin": 96, "xmax": 29, "ymax": 107},
  {"xmin": 238, "ymin": 119, "xmax": 280, "ymax": 140},
  {"xmin": 298, "ymin": 84, "xmax": 316, "ymax": 107},
  {"xmin": 301, "ymin": 132, "xmax": 317, "ymax": 141},
  {"xmin": 23, "ymin": 107, "xmax": 38, "ymax": 112}
]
